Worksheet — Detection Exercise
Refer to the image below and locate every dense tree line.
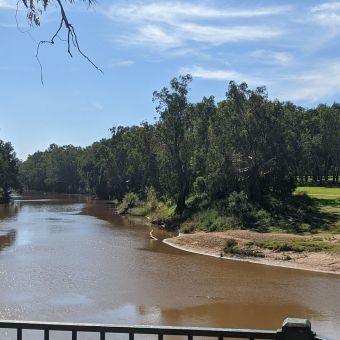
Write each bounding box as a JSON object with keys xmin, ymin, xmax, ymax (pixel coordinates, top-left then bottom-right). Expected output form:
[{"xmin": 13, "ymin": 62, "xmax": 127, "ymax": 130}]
[
  {"xmin": 19, "ymin": 78, "xmax": 340, "ymax": 214},
  {"xmin": 0, "ymin": 141, "xmax": 20, "ymax": 202}
]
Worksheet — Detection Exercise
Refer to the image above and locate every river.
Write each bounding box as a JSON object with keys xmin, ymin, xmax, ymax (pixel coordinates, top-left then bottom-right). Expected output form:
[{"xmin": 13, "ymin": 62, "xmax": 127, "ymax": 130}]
[{"xmin": 0, "ymin": 193, "xmax": 338, "ymax": 339}]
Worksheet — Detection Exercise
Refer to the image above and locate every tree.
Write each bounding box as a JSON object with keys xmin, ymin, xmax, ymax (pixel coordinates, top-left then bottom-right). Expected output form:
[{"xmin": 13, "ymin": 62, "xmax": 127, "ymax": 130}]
[
  {"xmin": 153, "ymin": 75, "xmax": 192, "ymax": 215},
  {"xmin": 0, "ymin": 141, "xmax": 20, "ymax": 202}
]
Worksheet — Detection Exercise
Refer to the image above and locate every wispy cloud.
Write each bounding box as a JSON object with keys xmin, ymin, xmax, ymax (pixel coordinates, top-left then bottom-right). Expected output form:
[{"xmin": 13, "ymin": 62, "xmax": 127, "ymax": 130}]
[
  {"xmin": 282, "ymin": 60, "xmax": 340, "ymax": 102},
  {"xmin": 179, "ymin": 66, "xmax": 265, "ymax": 86},
  {"xmin": 250, "ymin": 50, "xmax": 293, "ymax": 66},
  {"xmin": 105, "ymin": 1, "xmax": 287, "ymax": 49},
  {"xmin": 107, "ymin": 2, "xmax": 291, "ymax": 24},
  {"xmin": 311, "ymin": 1, "xmax": 340, "ymax": 26},
  {"xmin": 107, "ymin": 59, "xmax": 135, "ymax": 68},
  {"xmin": 0, "ymin": 0, "xmax": 15, "ymax": 9}
]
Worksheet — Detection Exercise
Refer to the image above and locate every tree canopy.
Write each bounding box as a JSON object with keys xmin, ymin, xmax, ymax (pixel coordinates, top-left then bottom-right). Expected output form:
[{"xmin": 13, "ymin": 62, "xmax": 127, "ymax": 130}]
[{"xmin": 17, "ymin": 79, "xmax": 340, "ymax": 215}]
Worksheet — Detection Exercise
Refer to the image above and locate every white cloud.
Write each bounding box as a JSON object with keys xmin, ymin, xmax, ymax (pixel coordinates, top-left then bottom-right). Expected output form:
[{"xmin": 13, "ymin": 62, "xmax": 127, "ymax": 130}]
[
  {"xmin": 311, "ymin": 1, "xmax": 340, "ymax": 26},
  {"xmin": 107, "ymin": 59, "xmax": 135, "ymax": 68},
  {"xmin": 105, "ymin": 1, "xmax": 286, "ymax": 49},
  {"xmin": 278, "ymin": 60, "xmax": 340, "ymax": 102},
  {"xmin": 250, "ymin": 50, "xmax": 293, "ymax": 65},
  {"xmin": 107, "ymin": 2, "xmax": 291, "ymax": 24},
  {"xmin": 122, "ymin": 25, "xmax": 183, "ymax": 48},
  {"xmin": 179, "ymin": 66, "xmax": 264, "ymax": 86},
  {"xmin": 116, "ymin": 60, "xmax": 134, "ymax": 66},
  {"xmin": 0, "ymin": 0, "xmax": 15, "ymax": 9}
]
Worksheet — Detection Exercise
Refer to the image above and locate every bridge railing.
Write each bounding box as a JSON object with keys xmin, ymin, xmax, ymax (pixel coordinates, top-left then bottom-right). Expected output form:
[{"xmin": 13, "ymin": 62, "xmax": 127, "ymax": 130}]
[{"xmin": 0, "ymin": 318, "xmax": 326, "ymax": 340}]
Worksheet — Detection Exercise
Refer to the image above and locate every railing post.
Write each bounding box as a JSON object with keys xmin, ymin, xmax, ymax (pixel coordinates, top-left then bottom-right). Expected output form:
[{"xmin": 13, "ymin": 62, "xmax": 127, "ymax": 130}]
[{"xmin": 277, "ymin": 318, "xmax": 315, "ymax": 340}]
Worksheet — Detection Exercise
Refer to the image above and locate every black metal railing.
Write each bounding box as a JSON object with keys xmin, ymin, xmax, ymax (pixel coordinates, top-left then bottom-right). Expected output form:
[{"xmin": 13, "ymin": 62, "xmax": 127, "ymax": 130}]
[{"xmin": 0, "ymin": 318, "xmax": 326, "ymax": 340}]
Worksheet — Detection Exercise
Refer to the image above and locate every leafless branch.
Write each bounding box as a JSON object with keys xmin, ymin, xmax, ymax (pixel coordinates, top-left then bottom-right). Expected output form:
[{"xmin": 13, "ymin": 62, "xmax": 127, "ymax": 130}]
[{"xmin": 20, "ymin": 0, "xmax": 103, "ymax": 84}]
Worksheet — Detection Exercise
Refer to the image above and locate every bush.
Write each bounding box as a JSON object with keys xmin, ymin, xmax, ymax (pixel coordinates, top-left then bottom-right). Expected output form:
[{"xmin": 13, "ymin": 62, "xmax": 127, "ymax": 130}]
[
  {"xmin": 227, "ymin": 191, "xmax": 255, "ymax": 227},
  {"xmin": 193, "ymin": 176, "xmax": 206, "ymax": 194},
  {"xmin": 122, "ymin": 192, "xmax": 139, "ymax": 208},
  {"xmin": 248, "ymin": 240, "xmax": 333, "ymax": 252},
  {"xmin": 146, "ymin": 186, "xmax": 158, "ymax": 211},
  {"xmin": 224, "ymin": 239, "xmax": 238, "ymax": 253},
  {"xmin": 254, "ymin": 209, "xmax": 272, "ymax": 232},
  {"xmin": 180, "ymin": 222, "xmax": 196, "ymax": 234},
  {"xmin": 224, "ymin": 239, "xmax": 264, "ymax": 257},
  {"xmin": 191, "ymin": 209, "xmax": 237, "ymax": 232},
  {"xmin": 186, "ymin": 193, "xmax": 209, "ymax": 211}
]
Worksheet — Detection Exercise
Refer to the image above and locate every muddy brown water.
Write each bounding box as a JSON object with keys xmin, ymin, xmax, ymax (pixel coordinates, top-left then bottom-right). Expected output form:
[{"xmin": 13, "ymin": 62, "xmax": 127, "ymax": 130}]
[{"xmin": 0, "ymin": 193, "xmax": 338, "ymax": 339}]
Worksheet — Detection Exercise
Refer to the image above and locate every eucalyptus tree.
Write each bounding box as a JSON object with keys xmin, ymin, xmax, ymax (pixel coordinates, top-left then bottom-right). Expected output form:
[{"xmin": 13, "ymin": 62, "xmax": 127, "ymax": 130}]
[
  {"xmin": 0, "ymin": 141, "xmax": 20, "ymax": 201},
  {"xmin": 153, "ymin": 75, "xmax": 192, "ymax": 215},
  {"xmin": 222, "ymin": 82, "xmax": 294, "ymax": 202}
]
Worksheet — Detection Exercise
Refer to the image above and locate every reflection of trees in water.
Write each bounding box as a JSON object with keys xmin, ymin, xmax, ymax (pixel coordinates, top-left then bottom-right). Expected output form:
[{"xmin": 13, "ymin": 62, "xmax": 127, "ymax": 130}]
[
  {"xmin": 0, "ymin": 229, "xmax": 16, "ymax": 251},
  {"xmin": 0, "ymin": 201, "xmax": 20, "ymax": 220}
]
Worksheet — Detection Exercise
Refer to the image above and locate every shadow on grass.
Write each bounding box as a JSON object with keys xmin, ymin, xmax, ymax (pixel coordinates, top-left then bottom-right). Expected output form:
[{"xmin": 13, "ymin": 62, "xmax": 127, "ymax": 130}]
[
  {"xmin": 264, "ymin": 194, "xmax": 339, "ymax": 233},
  {"xmin": 315, "ymin": 198, "xmax": 340, "ymax": 208}
]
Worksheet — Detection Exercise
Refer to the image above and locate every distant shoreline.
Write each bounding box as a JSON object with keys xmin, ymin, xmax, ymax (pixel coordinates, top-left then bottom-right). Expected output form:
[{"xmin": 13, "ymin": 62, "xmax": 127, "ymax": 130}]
[{"xmin": 163, "ymin": 231, "xmax": 340, "ymax": 275}]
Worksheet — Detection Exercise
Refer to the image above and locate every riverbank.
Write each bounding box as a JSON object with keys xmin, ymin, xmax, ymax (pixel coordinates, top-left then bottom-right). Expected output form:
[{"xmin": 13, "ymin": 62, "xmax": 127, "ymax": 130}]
[
  {"xmin": 163, "ymin": 230, "xmax": 340, "ymax": 274},
  {"xmin": 134, "ymin": 224, "xmax": 340, "ymax": 274}
]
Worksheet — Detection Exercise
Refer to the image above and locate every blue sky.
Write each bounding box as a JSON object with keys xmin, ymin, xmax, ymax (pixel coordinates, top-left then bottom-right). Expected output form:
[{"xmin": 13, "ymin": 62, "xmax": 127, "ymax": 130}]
[{"xmin": 1, "ymin": 0, "xmax": 340, "ymax": 160}]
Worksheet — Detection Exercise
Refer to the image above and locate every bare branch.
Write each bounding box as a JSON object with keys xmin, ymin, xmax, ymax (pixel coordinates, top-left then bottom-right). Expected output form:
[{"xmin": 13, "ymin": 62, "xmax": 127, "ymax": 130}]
[{"xmin": 20, "ymin": 0, "xmax": 103, "ymax": 84}]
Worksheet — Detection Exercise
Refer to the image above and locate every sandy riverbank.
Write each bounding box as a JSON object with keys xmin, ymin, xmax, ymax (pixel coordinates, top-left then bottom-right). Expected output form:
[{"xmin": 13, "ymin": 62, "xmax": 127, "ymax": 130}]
[{"xmin": 163, "ymin": 230, "xmax": 340, "ymax": 275}]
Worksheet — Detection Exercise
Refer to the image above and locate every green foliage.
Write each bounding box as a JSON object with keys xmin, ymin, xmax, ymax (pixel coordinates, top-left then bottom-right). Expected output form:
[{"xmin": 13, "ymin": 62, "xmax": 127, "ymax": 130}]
[
  {"xmin": 193, "ymin": 176, "xmax": 206, "ymax": 194},
  {"xmin": 227, "ymin": 191, "xmax": 256, "ymax": 227},
  {"xmin": 191, "ymin": 209, "xmax": 238, "ymax": 232},
  {"xmin": 0, "ymin": 140, "xmax": 20, "ymax": 201},
  {"xmin": 247, "ymin": 240, "xmax": 333, "ymax": 252},
  {"xmin": 186, "ymin": 193, "xmax": 209, "ymax": 211},
  {"xmin": 122, "ymin": 192, "xmax": 139, "ymax": 208},
  {"xmin": 146, "ymin": 187, "xmax": 158, "ymax": 211},
  {"xmin": 224, "ymin": 238, "xmax": 238, "ymax": 253},
  {"xmin": 224, "ymin": 239, "xmax": 264, "ymax": 257},
  {"xmin": 17, "ymin": 78, "xmax": 340, "ymax": 235}
]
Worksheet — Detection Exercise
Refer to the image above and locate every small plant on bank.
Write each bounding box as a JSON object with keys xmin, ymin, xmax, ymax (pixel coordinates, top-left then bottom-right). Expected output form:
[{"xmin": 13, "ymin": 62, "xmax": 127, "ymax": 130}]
[
  {"xmin": 247, "ymin": 240, "xmax": 334, "ymax": 252},
  {"xmin": 118, "ymin": 192, "xmax": 140, "ymax": 214},
  {"xmin": 224, "ymin": 238, "xmax": 238, "ymax": 253},
  {"xmin": 123, "ymin": 192, "xmax": 139, "ymax": 208},
  {"xmin": 224, "ymin": 239, "xmax": 264, "ymax": 257},
  {"xmin": 146, "ymin": 186, "xmax": 158, "ymax": 211}
]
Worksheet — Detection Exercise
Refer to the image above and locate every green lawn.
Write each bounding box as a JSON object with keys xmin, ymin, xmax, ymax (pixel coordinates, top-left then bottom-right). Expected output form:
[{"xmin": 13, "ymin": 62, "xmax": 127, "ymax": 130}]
[
  {"xmin": 295, "ymin": 186, "xmax": 340, "ymax": 234},
  {"xmin": 295, "ymin": 186, "xmax": 340, "ymax": 199}
]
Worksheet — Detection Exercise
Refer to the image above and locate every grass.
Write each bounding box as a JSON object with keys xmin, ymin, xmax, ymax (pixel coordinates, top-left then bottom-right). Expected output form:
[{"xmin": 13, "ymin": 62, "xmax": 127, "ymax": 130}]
[
  {"xmin": 246, "ymin": 240, "xmax": 334, "ymax": 252},
  {"xmin": 224, "ymin": 239, "xmax": 264, "ymax": 257},
  {"xmin": 294, "ymin": 186, "xmax": 340, "ymax": 235},
  {"xmin": 295, "ymin": 186, "xmax": 340, "ymax": 199}
]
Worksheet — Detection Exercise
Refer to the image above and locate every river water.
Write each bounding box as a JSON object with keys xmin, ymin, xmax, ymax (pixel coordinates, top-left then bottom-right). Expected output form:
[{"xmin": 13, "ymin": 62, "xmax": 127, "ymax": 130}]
[{"xmin": 0, "ymin": 194, "xmax": 338, "ymax": 339}]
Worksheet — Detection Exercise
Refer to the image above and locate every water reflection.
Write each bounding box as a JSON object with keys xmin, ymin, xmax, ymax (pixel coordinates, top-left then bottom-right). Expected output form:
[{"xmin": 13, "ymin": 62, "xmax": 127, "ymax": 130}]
[
  {"xmin": 0, "ymin": 194, "xmax": 337, "ymax": 340},
  {"xmin": 0, "ymin": 229, "xmax": 16, "ymax": 251}
]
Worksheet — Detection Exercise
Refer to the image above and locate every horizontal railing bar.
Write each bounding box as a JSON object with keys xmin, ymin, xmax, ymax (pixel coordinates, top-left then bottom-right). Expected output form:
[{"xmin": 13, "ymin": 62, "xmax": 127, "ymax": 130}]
[{"xmin": 0, "ymin": 320, "xmax": 277, "ymax": 339}]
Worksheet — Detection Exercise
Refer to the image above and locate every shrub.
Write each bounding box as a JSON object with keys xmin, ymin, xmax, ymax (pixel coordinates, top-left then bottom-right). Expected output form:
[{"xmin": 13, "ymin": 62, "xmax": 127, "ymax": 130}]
[
  {"xmin": 254, "ymin": 209, "xmax": 272, "ymax": 232},
  {"xmin": 186, "ymin": 193, "xmax": 209, "ymax": 211},
  {"xmin": 146, "ymin": 186, "xmax": 158, "ymax": 211},
  {"xmin": 248, "ymin": 240, "xmax": 333, "ymax": 252},
  {"xmin": 227, "ymin": 191, "xmax": 255, "ymax": 227},
  {"xmin": 224, "ymin": 239, "xmax": 238, "ymax": 253},
  {"xmin": 122, "ymin": 192, "xmax": 139, "ymax": 208},
  {"xmin": 180, "ymin": 222, "xmax": 196, "ymax": 234},
  {"xmin": 193, "ymin": 176, "xmax": 206, "ymax": 194}
]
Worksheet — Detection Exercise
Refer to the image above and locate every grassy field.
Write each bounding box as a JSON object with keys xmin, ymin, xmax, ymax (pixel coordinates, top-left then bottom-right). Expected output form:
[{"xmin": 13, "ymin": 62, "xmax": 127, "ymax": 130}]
[
  {"xmin": 295, "ymin": 186, "xmax": 340, "ymax": 235},
  {"xmin": 295, "ymin": 186, "xmax": 340, "ymax": 199}
]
